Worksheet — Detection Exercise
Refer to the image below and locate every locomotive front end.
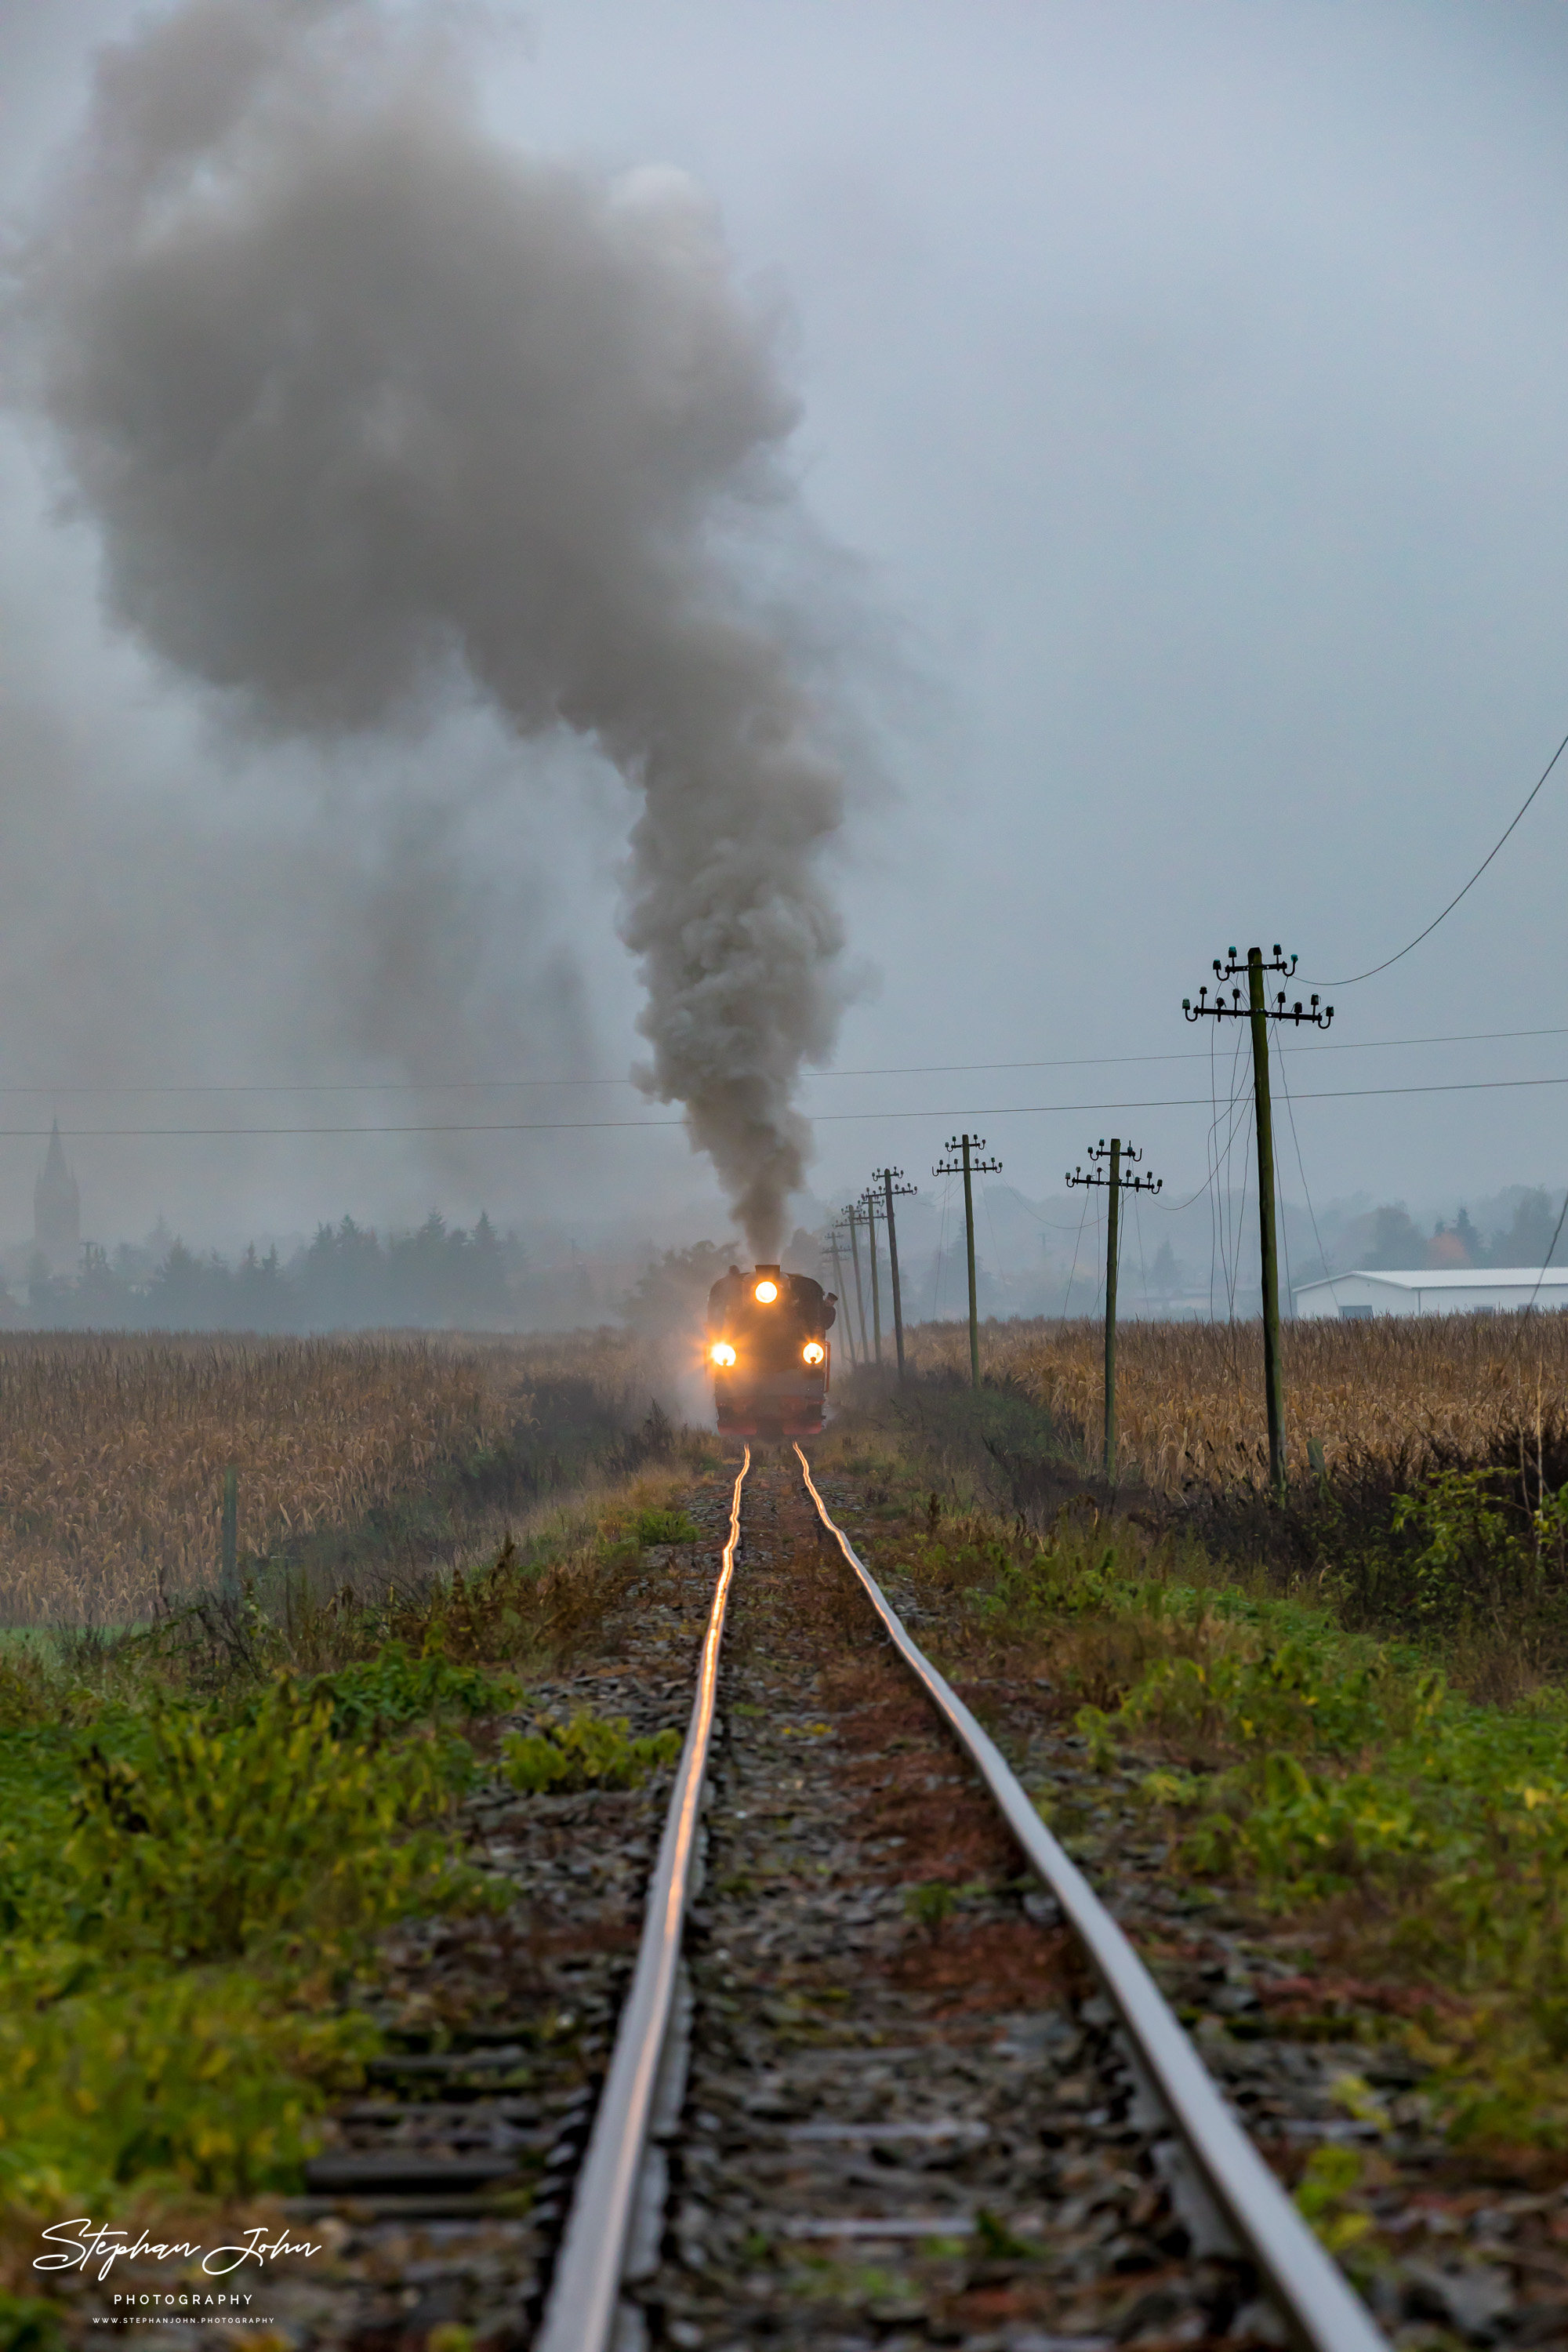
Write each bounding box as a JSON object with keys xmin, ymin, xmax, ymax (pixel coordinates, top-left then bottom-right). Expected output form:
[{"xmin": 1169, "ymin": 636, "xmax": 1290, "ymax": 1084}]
[{"xmin": 707, "ymin": 1262, "xmax": 834, "ymax": 1439}]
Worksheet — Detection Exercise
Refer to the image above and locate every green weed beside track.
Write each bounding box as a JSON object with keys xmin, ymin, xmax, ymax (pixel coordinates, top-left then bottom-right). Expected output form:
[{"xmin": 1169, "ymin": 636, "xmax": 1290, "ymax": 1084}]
[
  {"xmin": 0, "ymin": 1414, "xmax": 714, "ymax": 2238},
  {"xmin": 820, "ymin": 1370, "xmax": 1568, "ymax": 2152},
  {"xmin": 0, "ymin": 1653, "xmax": 510, "ymax": 2209}
]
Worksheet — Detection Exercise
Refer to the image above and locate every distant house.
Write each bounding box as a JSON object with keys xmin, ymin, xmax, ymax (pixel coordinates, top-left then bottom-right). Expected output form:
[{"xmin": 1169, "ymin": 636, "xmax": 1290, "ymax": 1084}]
[
  {"xmin": 33, "ymin": 1119, "xmax": 80, "ymax": 1278},
  {"xmin": 1294, "ymin": 1267, "xmax": 1568, "ymax": 1319}
]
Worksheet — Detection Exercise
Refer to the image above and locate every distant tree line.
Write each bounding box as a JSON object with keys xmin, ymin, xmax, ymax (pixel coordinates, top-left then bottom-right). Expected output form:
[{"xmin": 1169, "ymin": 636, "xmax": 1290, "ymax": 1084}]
[
  {"xmin": 1357, "ymin": 1188, "xmax": 1568, "ymax": 1273},
  {"xmin": 18, "ymin": 1213, "xmax": 528, "ymax": 1332}
]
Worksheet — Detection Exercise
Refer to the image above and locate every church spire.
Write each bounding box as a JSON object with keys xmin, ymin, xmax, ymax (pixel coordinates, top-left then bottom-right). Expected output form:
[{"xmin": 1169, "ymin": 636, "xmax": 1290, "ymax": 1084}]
[{"xmin": 34, "ymin": 1118, "xmax": 81, "ymax": 1275}]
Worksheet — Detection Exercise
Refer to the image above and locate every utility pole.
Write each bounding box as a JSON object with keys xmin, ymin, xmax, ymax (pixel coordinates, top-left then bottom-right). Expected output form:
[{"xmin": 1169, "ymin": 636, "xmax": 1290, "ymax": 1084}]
[
  {"xmin": 858, "ymin": 1187, "xmax": 890, "ymax": 1365},
  {"xmin": 1184, "ymin": 946, "xmax": 1333, "ymax": 1496},
  {"xmin": 826, "ymin": 1225, "xmax": 858, "ymax": 1368},
  {"xmin": 932, "ymin": 1133, "xmax": 1002, "ymax": 1389},
  {"xmin": 873, "ymin": 1168, "xmax": 917, "ymax": 1377},
  {"xmin": 839, "ymin": 1204, "xmax": 870, "ymax": 1362},
  {"xmin": 1066, "ymin": 1138, "xmax": 1162, "ymax": 1482}
]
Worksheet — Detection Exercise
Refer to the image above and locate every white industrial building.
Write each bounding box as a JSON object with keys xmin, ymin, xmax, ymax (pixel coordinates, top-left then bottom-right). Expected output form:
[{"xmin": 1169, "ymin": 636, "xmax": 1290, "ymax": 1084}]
[{"xmin": 1294, "ymin": 1267, "xmax": 1568, "ymax": 1319}]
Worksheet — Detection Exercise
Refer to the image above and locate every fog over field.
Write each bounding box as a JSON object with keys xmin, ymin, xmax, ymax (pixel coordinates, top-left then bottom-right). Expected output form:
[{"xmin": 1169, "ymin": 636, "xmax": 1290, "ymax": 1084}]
[{"xmin": 2, "ymin": 2, "xmax": 1566, "ymax": 1303}]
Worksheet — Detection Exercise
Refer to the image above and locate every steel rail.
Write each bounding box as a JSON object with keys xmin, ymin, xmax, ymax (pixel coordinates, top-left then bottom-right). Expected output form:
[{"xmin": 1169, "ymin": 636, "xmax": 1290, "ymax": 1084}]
[
  {"xmin": 535, "ymin": 1447, "xmax": 751, "ymax": 2352},
  {"xmin": 794, "ymin": 1443, "xmax": 1390, "ymax": 2352}
]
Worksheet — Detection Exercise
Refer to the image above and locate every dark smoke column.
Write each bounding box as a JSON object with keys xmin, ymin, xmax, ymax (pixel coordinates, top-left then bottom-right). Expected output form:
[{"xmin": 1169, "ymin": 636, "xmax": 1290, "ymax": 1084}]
[{"xmin": 18, "ymin": 0, "xmax": 848, "ymax": 1254}]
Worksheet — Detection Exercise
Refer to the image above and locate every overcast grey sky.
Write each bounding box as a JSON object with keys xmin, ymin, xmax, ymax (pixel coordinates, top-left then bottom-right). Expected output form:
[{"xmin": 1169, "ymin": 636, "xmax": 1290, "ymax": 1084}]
[{"xmin": 2, "ymin": 0, "xmax": 1566, "ymax": 1258}]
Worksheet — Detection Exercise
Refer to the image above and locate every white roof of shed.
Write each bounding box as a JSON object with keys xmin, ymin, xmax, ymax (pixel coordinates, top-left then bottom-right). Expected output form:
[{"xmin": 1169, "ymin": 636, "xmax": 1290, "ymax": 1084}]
[{"xmin": 1295, "ymin": 1266, "xmax": 1568, "ymax": 1295}]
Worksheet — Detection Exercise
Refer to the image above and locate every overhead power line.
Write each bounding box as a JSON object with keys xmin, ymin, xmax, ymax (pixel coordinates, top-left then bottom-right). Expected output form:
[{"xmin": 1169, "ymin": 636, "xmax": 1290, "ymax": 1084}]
[
  {"xmin": 1312, "ymin": 722, "xmax": 1568, "ymax": 988},
  {"xmin": 0, "ymin": 1022, "xmax": 1564, "ymax": 1098},
  {"xmin": 5, "ymin": 1067, "xmax": 1568, "ymax": 1141}
]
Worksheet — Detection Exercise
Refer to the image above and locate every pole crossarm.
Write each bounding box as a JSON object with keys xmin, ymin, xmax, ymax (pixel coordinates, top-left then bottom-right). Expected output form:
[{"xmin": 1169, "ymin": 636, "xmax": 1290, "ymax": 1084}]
[
  {"xmin": 1066, "ymin": 1138, "xmax": 1163, "ymax": 1196},
  {"xmin": 932, "ymin": 1134, "xmax": 1003, "ymax": 1180},
  {"xmin": 1183, "ymin": 946, "xmax": 1334, "ymax": 1031}
]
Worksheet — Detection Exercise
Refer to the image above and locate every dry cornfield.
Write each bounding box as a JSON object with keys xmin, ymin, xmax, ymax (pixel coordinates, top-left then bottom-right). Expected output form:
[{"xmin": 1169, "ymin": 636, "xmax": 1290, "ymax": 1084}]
[
  {"xmin": 0, "ymin": 1329, "xmax": 662, "ymax": 1627},
  {"xmin": 907, "ymin": 1312, "xmax": 1568, "ymax": 1494}
]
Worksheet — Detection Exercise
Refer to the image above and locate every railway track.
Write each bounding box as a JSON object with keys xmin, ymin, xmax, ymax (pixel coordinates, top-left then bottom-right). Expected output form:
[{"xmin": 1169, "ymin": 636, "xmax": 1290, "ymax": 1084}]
[{"xmin": 537, "ymin": 1446, "xmax": 1388, "ymax": 2352}]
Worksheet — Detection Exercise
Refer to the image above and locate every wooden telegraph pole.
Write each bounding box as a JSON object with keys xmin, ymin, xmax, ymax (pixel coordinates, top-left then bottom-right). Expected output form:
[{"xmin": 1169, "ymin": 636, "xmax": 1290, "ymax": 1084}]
[
  {"xmin": 827, "ymin": 1222, "xmax": 859, "ymax": 1367},
  {"xmin": 932, "ymin": 1133, "xmax": 1002, "ymax": 1389},
  {"xmin": 1183, "ymin": 946, "xmax": 1334, "ymax": 1497},
  {"xmin": 1066, "ymin": 1138, "xmax": 1162, "ymax": 1482},
  {"xmin": 858, "ymin": 1186, "xmax": 888, "ymax": 1364},
  {"xmin": 840, "ymin": 1203, "xmax": 870, "ymax": 1362},
  {"xmin": 873, "ymin": 1168, "xmax": 917, "ymax": 1377}
]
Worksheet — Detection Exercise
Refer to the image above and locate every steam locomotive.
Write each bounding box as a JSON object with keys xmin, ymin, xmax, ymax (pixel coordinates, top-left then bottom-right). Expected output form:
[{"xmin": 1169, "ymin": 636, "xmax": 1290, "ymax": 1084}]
[{"xmin": 706, "ymin": 1262, "xmax": 835, "ymax": 1439}]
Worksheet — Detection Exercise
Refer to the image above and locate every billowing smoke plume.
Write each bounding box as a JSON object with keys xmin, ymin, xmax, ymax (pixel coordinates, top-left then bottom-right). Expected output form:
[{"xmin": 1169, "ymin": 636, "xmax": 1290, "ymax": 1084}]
[{"xmin": 17, "ymin": 0, "xmax": 848, "ymax": 1254}]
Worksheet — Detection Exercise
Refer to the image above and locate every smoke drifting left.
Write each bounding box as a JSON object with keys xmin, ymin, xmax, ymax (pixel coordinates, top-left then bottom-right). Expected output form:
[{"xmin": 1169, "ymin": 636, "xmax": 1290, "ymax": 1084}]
[{"xmin": 13, "ymin": 0, "xmax": 855, "ymax": 1257}]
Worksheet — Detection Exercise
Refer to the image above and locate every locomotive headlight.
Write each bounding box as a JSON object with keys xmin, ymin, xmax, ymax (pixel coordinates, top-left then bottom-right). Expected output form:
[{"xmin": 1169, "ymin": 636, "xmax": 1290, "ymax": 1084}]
[
  {"xmin": 710, "ymin": 1341, "xmax": 736, "ymax": 1367},
  {"xmin": 802, "ymin": 1341, "xmax": 825, "ymax": 1366},
  {"xmin": 754, "ymin": 1279, "xmax": 779, "ymax": 1304}
]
